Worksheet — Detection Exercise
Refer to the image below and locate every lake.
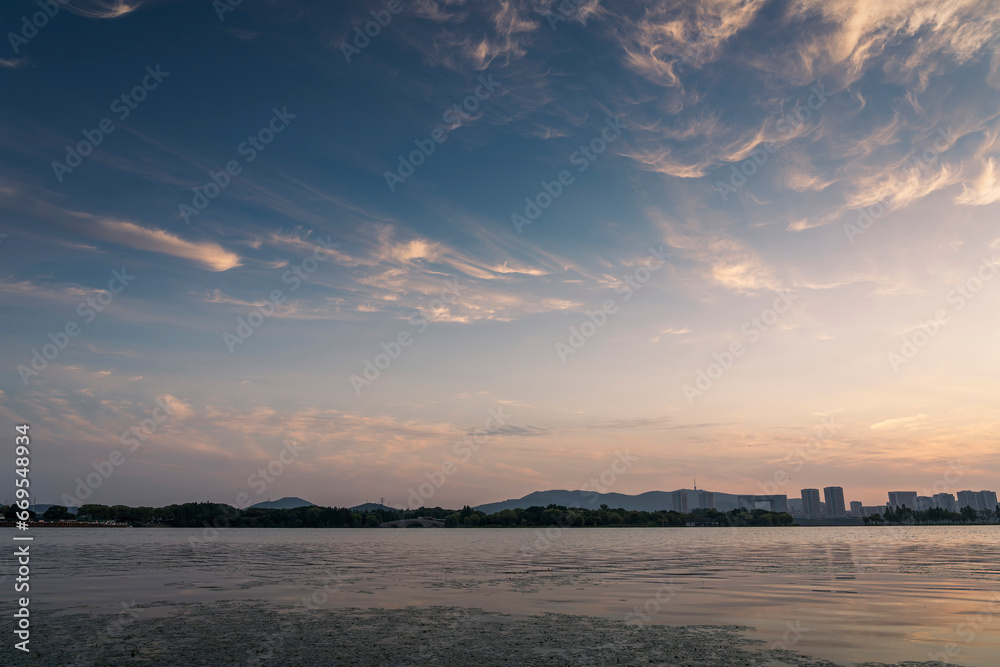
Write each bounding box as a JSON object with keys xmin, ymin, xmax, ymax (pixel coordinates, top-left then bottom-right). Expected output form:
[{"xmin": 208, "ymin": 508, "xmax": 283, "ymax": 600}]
[{"xmin": 8, "ymin": 525, "xmax": 999, "ymax": 665}]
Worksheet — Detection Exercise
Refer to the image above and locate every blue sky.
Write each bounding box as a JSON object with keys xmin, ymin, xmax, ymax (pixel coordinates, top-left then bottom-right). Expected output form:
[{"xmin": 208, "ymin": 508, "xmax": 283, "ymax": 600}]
[{"xmin": 2, "ymin": 0, "xmax": 999, "ymax": 509}]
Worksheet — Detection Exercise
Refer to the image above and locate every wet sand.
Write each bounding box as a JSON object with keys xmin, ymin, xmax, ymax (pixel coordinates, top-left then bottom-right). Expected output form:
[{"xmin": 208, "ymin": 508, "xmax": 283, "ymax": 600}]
[{"xmin": 38, "ymin": 600, "xmax": 956, "ymax": 666}]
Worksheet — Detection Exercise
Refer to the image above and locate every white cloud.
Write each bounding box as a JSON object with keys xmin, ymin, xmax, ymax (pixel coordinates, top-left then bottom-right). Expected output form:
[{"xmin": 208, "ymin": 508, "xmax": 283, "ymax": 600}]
[{"xmin": 97, "ymin": 219, "xmax": 242, "ymax": 271}]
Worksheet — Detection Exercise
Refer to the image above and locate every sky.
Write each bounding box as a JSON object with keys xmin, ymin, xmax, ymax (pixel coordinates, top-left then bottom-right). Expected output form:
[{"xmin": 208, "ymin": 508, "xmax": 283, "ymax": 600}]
[{"xmin": 1, "ymin": 0, "xmax": 999, "ymax": 510}]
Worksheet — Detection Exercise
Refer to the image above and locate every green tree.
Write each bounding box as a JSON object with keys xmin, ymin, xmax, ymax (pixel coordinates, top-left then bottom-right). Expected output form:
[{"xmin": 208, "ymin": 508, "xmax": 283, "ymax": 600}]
[
  {"xmin": 42, "ymin": 505, "xmax": 69, "ymax": 521},
  {"xmin": 78, "ymin": 504, "xmax": 113, "ymax": 521}
]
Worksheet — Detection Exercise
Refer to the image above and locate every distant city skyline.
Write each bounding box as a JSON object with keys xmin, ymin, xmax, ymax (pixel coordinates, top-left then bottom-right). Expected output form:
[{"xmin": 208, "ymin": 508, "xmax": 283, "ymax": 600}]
[{"xmin": 28, "ymin": 481, "xmax": 1000, "ymax": 516}]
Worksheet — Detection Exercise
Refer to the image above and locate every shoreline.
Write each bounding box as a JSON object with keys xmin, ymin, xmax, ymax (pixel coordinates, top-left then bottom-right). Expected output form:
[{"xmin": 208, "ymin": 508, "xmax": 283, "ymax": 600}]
[
  {"xmin": 4, "ymin": 522, "xmax": 994, "ymax": 529},
  {"xmin": 33, "ymin": 600, "xmax": 958, "ymax": 666}
]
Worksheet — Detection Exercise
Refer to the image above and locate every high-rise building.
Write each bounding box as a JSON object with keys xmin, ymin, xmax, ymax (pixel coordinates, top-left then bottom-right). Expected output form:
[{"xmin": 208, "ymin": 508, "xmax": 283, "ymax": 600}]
[
  {"xmin": 861, "ymin": 505, "xmax": 882, "ymax": 517},
  {"xmin": 772, "ymin": 495, "xmax": 789, "ymax": 513},
  {"xmin": 697, "ymin": 491, "xmax": 716, "ymax": 510},
  {"xmin": 801, "ymin": 489, "xmax": 821, "ymax": 517},
  {"xmin": 849, "ymin": 501, "xmax": 863, "ymax": 516},
  {"xmin": 955, "ymin": 490, "xmax": 999, "ymax": 512},
  {"xmin": 979, "ymin": 490, "xmax": 998, "ymax": 512},
  {"xmin": 933, "ymin": 493, "xmax": 956, "ymax": 512},
  {"xmin": 823, "ymin": 487, "xmax": 846, "ymax": 517},
  {"xmin": 671, "ymin": 490, "xmax": 688, "ymax": 513},
  {"xmin": 735, "ymin": 495, "xmax": 788, "ymax": 512},
  {"xmin": 957, "ymin": 490, "xmax": 981, "ymax": 511},
  {"xmin": 916, "ymin": 496, "xmax": 934, "ymax": 511},
  {"xmin": 888, "ymin": 491, "xmax": 918, "ymax": 509}
]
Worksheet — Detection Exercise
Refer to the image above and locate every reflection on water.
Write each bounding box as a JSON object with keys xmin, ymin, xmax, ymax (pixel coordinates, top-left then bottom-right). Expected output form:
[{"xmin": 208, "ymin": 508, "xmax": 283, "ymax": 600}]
[{"xmin": 6, "ymin": 525, "xmax": 998, "ymax": 666}]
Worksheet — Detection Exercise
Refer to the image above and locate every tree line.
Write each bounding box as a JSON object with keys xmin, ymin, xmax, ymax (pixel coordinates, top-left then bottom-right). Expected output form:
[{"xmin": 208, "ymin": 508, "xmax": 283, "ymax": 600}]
[
  {"xmin": 862, "ymin": 504, "xmax": 999, "ymax": 525},
  {"xmin": 9, "ymin": 502, "xmax": 1000, "ymax": 528},
  {"xmin": 7, "ymin": 502, "xmax": 997, "ymax": 527},
  {"xmin": 3, "ymin": 502, "xmax": 796, "ymax": 528}
]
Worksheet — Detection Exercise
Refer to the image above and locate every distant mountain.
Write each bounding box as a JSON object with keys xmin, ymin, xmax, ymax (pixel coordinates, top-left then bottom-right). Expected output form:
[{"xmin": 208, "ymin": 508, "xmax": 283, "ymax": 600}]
[
  {"xmin": 350, "ymin": 503, "xmax": 398, "ymax": 512},
  {"xmin": 249, "ymin": 497, "xmax": 314, "ymax": 510},
  {"xmin": 474, "ymin": 489, "xmax": 782, "ymax": 514},
  {"xmin": 474, "ymin": 490, "xmax": 675, "ymax": 514}
]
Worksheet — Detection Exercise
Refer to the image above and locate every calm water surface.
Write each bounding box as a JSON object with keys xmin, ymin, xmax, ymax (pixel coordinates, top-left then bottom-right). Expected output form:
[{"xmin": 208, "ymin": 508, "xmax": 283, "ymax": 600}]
[{"xmin": 5, "ymin": 525, "xmax": 999, "ymax": 666}]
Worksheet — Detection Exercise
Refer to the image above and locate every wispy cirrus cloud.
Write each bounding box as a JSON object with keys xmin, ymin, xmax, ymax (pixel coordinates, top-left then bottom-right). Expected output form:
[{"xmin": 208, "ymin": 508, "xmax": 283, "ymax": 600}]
[
  {"xmin": 870, "ymin": 414, "xmax": 928, "ymax": 431},
  {"xmin": 95, "ymin": 219, "xmax": 242, "ymax": 271},
  {"xmin": 954, "ymin": 156, "xmax": 1000, "ymax": 206},
  {"xmin": 0, "ymin": 278, "xmax": 101, "ymax": 303},
  {"xmin": 65, "ymin": 0, "xmax": 148, "ymax": 19}
]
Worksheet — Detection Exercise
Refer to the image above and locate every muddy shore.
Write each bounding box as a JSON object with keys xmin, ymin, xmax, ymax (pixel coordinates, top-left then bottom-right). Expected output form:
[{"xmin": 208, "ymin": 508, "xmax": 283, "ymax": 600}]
[{"xmin": 36, "ymin": 600, "xmax": 956, "ymax": 666}]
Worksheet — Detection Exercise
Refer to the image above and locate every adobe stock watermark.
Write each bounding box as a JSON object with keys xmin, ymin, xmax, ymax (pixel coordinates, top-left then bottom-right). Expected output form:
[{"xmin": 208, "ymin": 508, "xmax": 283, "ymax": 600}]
[
  {"xmin": 339, "ymin": 0, "xmax": 403, "ymax": 63},
  {"xmin": 406, "ymin": 406, "xmax": 509, "ymax": 509},
  {"xmin": 17, "ymin": 267, "xmax": 135, "ymax": 385},
  {"xmin": 757, "ymin": 415, "xmax": 838, "ymax": 497},
  {"xmin": 844, "ymin": 127, "xmax": 953, "ymax": 243},
  {"xmin": 385, "ymin": 74, "xmax": 502, "ymax": 192},
  {"xmin": 349, "ymin": 276, "xmax": 460, "ymax": 395},
  {"xmin": 511, "ymin": 116, "xmax": 626, "ymax": 234},
  {"xmin": 851, "ymin": 462, "xmax": 965, "ymax": 578},
  {"xmin": 556, "ymin": 246, "xmax": 670, "ymax": 362},
  {"xmin": 414, "ymin": 609, "xmax": 474, "ymax": 660},
  {"xmin": 683, "ymin": 291, "xmax": 798, "ymax": 404},
  {"xmin": 102, "ymin": 599, "xmax": 142, "ymax": 641},
  {"xmin": 624, "ymin": 580, "xmax": 678, "ymax": 626},
  {"xmin": 580, "ymin": 449, "xmax": 639, "ymax": 496},
  {"xmin": 60, "ymin": 397, "xmax": 175, "ymax": 508},
  {"xmin": 223, "ymin": 235, "xmax": 337, "ymax": 353},
  {"xmin": 52, "ymin": 65, "xmax": 170, "ymax": 182},
  {"xmin": 247, "ymin": 439, "xmax": 308, "ymax": 496},
  {"xmin": 927, "ymin": 590, "xmax": 1000, "ymax": 664},
  {"xmin": 919, "ymin": 459, "xmax": 966, "ymax": 499},
  {"xmin": 180, "ymin": 107, "xmax": 296, "ymax": 223},
  {"xmin": 769, "ymin": 619, "xmax": 810, "ymax": 653},
  {"xmin": 248, "ymin": 571, "xmax": 347, "ymax": 666},
  {"xmin": 887, "ymin": 255, "xmax": 998, "ymax": 372},
  {"xmin": 65, "ymin": 600, "xmax": 143, "ymax": 667},
  {"xmin": 674, "ymin": 40, "xmax": 709, "ymax": 70},
  {"xmin": 543, "ymin": 0, "xmax": 597, "ymax": 30},
  {"xmin": 7, "ymin": 0, "xmax": 71, "ymax": 55},
  {"xmin": 188, "ymin": 439, "xmax": 307, "ymax": 548},
  {"xmin": 849, "ymin": 526, "xmax": 900, "ymax": 575},
  {"xmin": 212, "ymin": 0, "xmax": 244, "ymax": 21},
  {"xmin": 714, "ymin": 83, "xmax": 832, "ymax": 202},
  {"xmin": 520, "ymin": 451, "xmax": 637, "ymax": 557},
  {"xmin": 672, "ymin": 16, "xmax": 722, "ymax": 70}
]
